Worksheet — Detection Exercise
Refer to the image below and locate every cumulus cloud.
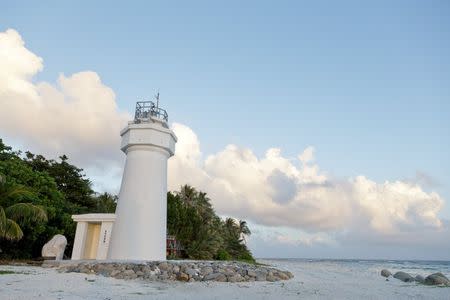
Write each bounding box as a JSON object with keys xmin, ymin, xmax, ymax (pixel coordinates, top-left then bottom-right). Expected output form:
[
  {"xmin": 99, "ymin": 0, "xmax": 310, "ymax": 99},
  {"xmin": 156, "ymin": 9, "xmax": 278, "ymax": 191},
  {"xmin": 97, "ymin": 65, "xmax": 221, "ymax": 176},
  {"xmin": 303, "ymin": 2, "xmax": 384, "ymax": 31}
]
[
  {"xmin": 0, "ymin": 29, "xmax": 130, "ymax": 170},
  {"xmin": 168, "ymin": 123, "xmax": 446, "ymax": 244},
  {"xmin": 0, "ymin": 28, "xmax": 447, "ymax": 251}
]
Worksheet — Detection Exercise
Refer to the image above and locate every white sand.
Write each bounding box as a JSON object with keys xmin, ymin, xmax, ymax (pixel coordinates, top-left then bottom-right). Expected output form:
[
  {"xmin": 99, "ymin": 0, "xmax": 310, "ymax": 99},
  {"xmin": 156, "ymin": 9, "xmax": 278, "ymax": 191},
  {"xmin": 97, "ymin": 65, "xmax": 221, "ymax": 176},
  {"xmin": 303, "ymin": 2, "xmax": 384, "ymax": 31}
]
[{"xmin": 0, "ymin": 260, "xmax": 448, "ymax": 299}]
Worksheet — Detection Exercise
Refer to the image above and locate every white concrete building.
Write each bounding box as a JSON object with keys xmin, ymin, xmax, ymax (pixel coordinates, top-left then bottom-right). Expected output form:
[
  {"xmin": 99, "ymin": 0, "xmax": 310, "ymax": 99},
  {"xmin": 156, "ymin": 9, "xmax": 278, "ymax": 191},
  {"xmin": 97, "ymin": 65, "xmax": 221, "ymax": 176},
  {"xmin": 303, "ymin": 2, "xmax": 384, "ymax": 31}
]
[
  {"xmin": 71, "ymin": 214, "xmax": 115, "ymax": 260},
  {"xmin": 71, "ymin": 100, "xmax": 177, "ymax": 261}
]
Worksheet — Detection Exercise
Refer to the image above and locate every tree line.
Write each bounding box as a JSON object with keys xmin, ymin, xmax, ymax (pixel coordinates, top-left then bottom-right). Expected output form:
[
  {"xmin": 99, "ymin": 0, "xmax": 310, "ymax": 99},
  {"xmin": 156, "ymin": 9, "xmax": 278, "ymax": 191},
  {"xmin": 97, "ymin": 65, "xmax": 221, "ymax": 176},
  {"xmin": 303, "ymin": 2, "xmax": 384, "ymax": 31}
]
[{"xmin": 0, "ymin": 139, "xmax": 254, "ymax": 262}]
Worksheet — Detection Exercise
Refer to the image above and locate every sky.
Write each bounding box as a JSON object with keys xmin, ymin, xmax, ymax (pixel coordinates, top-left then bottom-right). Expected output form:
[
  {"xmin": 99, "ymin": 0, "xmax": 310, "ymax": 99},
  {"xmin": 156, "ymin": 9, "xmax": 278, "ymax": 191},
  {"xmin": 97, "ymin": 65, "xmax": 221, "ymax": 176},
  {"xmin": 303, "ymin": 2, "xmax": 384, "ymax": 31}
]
[{"xmin": 1, "ymin": 1, "xmax": 449, "ymax": 260}]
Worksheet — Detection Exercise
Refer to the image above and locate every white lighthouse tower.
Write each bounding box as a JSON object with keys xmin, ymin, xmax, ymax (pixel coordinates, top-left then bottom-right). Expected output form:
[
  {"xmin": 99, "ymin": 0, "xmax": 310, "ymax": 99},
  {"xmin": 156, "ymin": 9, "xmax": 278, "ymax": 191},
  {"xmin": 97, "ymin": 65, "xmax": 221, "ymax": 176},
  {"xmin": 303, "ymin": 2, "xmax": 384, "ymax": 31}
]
[{"xmin": 108, "ymin": 98, "xmax": 177, "ymax": 261}]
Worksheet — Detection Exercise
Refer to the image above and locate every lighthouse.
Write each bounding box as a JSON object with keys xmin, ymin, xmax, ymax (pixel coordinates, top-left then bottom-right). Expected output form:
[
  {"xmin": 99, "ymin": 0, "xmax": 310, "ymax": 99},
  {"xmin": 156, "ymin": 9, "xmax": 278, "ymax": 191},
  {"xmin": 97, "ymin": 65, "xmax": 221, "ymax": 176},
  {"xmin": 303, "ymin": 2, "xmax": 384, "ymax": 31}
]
[{"xmin": 108, "ymin": 99, "xmax": 177, "ymax": 261}]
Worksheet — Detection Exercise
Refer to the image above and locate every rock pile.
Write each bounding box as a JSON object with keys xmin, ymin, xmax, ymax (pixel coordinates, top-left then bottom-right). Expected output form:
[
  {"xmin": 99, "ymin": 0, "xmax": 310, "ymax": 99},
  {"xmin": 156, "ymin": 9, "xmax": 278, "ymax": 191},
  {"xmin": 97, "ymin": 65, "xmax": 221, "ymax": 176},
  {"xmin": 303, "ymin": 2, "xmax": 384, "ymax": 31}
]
[
  {"xmin": 381, "ymin": 269, "xmax": 450, "ymax": 286},
  {"xmin": 47, "ymin": 261, "xmax": 294, "ymax": 283}
]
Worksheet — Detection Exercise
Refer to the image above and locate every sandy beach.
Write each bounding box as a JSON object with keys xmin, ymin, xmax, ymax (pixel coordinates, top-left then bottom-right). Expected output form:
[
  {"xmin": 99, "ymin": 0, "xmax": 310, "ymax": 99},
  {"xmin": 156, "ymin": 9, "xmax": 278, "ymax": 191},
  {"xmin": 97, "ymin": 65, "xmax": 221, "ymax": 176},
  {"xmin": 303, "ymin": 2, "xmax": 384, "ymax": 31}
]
[{"xmin": 1, "ymin": 259, "xmax": 449, "ymax": 300}]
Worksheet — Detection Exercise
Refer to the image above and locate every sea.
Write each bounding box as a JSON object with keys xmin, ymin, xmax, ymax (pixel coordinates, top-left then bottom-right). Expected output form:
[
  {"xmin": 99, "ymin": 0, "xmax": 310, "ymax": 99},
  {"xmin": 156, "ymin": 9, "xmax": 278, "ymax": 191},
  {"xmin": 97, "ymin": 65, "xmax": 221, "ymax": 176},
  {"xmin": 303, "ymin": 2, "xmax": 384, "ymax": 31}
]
[{"xmin": 258, "ymin": 258, "xmax": 450, "ymax": 299}]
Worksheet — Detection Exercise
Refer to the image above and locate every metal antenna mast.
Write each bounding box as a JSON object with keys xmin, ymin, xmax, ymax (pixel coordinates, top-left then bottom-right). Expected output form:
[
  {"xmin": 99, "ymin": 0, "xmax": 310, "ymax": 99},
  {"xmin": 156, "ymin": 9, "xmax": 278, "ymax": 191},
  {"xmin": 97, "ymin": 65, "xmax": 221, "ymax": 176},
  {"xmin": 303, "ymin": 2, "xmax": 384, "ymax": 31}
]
[{"xmin": 155, "ymin": 91, "xmax": 160, "ymax": 109}]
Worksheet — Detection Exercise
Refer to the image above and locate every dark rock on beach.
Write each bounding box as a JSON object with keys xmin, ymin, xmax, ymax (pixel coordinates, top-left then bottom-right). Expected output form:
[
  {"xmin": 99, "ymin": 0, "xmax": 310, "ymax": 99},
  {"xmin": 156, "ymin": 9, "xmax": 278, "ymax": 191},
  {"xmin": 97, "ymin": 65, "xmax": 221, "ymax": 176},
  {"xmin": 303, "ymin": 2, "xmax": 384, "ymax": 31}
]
[
  {"xmin": 393, "ymin": 271, "xmax": 415, "ymax": 283},
  {"xmin": 381, "ymin": 269, "xmax": 391, "ymax": 278},
  {"xmin": 424, "ymin": 273, "xmax": 450, "ymax": 286},
  {"xmin": 415, "ymin": 275, "xmax": 425, "ymax": 284}
]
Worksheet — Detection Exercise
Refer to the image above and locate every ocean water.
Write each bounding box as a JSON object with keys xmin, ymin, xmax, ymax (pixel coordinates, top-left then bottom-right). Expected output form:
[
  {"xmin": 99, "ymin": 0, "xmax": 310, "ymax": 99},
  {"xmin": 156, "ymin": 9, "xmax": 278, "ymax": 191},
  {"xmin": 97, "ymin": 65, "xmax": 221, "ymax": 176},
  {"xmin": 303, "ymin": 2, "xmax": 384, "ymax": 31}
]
[{"xmin": 259, "ymin": 258, "xmax": 450, "ymax": 299}]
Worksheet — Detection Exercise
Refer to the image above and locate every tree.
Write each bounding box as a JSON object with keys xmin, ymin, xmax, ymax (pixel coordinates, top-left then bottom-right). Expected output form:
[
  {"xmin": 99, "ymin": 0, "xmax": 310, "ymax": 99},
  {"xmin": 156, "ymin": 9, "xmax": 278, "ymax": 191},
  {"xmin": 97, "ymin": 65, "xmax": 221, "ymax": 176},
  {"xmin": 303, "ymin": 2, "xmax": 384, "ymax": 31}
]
[
  {"xmin": 0, "ymin": 175, "xmax": 47, "ymax": 241},
  {"xmin": 24, "ymin": 153, "xmax": 96, "ymax": 212},
  {"xmin": 239, "ymin": 220, "xmax": 251, "ymax": 244},
  {"xmin": 94, "ymin": 192, "xmax": 117, "ymax": 213},
  {"xmin": 0, "ymin": 139, "xmax": 65, "ymax": 258},
  {"xmin": 167, "ymin": 185, "xmax": 255, "ymax": 262}
]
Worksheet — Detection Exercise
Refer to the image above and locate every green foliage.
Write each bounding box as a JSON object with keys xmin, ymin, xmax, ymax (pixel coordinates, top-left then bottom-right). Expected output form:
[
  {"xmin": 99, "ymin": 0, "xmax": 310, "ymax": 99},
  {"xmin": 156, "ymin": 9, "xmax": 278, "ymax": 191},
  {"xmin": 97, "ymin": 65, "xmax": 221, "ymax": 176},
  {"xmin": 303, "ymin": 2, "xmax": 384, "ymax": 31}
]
[
  {"xmin": 167, "ymin": 185, "xmax": 255, "ymax": 262},
  {"xmin": 94, "ymin": 192, "xmax": 117, "ymax": 213},
  {"xmin": 0, "ymin": 139, "xmax": 115, "ymax": 259},
  {"xmin": 216, "ymin": 249, "xmax": 231, "ymax": 261},
  {"xmin": 0, "ymin": 171, "xmax": 48, "ymax": 242}
]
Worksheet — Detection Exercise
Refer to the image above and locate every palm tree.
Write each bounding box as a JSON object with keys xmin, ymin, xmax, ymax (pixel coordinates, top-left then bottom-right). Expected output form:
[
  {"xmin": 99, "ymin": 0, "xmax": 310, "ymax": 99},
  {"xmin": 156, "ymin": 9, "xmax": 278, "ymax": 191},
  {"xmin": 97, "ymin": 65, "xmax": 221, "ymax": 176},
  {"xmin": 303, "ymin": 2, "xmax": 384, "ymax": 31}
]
[
  {"xmin": 238, "ymin": 220, "xmax": 251, "ymax": 244},
  {"xmin": 0, "ymin": 175, "xmax": 47, "ymax": 240},
  {"xmin": 225, "ymin": 217, "xmax": 239, "ymax": 238}
]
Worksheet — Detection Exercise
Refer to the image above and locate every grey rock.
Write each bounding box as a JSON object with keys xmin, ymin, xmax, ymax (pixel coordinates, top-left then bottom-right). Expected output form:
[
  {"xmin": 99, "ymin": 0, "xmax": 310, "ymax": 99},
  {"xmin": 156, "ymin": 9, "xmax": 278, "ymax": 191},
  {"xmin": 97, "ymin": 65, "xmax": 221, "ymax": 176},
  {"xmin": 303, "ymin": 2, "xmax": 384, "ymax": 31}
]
[
  {"xmin": 158, "ymin": 262, "xmax": 169, "ymax": 271},
  {"xmin": 415, "ymin": 275, "xmax": 425, "ymax": 284},
  {"xmin": 381, "ymin": 269, "xmax": 392, "ymax": 278},
  {"xmin": 42, "ymin": 234, "xmax": 67, "ymax": 260},
  {"xmin": 201, "ymin": 266, "xmax": 213, "ymax": 275},
  {"xmin": 393, "ymin": 271, "xmax": 415, "ymax": 282},
  {"xmin": 276, "ymin": 272, "xmax": 290, "ymax": 280},
  {"xmin": 227, "ymin": 274, "xmax": 243, "ymax": 282},
  {"xmin": 424, "ymin": 273, "xmax": 450, "ymax": 286},
  {"xmin": 122, "ymin": 269, "xmax": 137, "ymax": 280},
  {"xmin": 255, "ymin": 274, "xmax": 267, "ymax": 281},
  {"xmin": 135, "ymin": 271, "xmax": 144, "ymax": 277},
  {"xmin": 266, "ymin": 274, "xmax": 279, "ymax": 282},
  {"xmin": 185, "ymin": 268, "xmax": 197, "ymax": 277},
  {"xmin": 158, "ymin": 272, "xmax": 169, "ymax": 280},
  {"xmin": 56, "ymin": 260, "xmax": 294, "ymax": 283},
  {"xmin": 204, "ymin": 273, "xmax": 226, "ymax": 282},
  {"xmin": 215, "ymin": 274, "xmax": 227, "ymax": 282},
  {"xmin": 203, "ymin": 273, "xmax": 221, "ymax": 281}
]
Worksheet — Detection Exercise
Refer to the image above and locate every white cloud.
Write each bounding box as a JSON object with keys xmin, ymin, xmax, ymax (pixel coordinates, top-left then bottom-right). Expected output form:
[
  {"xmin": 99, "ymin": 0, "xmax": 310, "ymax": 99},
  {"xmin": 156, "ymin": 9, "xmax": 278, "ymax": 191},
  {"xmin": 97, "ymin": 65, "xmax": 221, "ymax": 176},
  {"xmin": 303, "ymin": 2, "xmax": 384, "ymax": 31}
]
[
  {"xmin": 0, "ymin": 29, "xmax": 130, "ymax": 170},
  {"xmin": 168, "ymin": 124, "xmax": 446, "ymax": 243},
  {"xmin": 0, "ymin": 28, "xmax": 447, "ymax": 252},
  {"xmin": 299, "ymin": 146, "xmax": 315, "ymax": 164},
  {"xmin": 0, "ymin": 29, "xmax": 43, "ymax": 99}
]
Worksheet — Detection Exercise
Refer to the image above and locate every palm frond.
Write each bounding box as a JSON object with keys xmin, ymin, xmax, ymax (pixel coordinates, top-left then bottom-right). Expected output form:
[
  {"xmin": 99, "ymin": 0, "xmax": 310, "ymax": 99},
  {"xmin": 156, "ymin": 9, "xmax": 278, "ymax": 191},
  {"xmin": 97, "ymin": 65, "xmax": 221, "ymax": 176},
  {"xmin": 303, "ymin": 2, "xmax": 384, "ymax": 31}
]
[
  {"xmin": 0, "ymin": 183, "xmax": 33, "ymax": 200},
  {"xmin": 0, "ymin": 219, "xmax": 23, "ymax": 240},
  {"xmin": 5, "ymin": 203, "xmax": 48, "ymax": 223},
  {"xmin": 0, "ymin": 206, "xmax": 6, "ymax": 232}
]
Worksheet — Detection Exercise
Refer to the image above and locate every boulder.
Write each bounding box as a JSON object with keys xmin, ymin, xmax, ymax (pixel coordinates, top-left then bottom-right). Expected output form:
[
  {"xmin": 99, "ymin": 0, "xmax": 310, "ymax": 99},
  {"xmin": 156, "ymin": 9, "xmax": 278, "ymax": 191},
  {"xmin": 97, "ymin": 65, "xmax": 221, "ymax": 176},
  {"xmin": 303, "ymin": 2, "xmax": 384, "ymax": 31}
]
[
  {"xmin": 158, "ymin": 262, "xmax": 169, "ymax": 271},
  {"xmin": 185, "ymin": 268, "xmax": 197, "ymax": 277},
  {"xmin": 203, "ymin": 273, "xmax": 226, "ymax": 282},
  {"xmin": 172, "ymin": 265, "xmax": 180, "ymax": 274},
  {"xmin": 381, "ymin": 269, "xmax": 392, "ymax": 278},
  {"xmin": 177, "ymin": 273, "xmax": 189, "ymax": 282},
  {"xmin": 227, "ymin": 274, "xmax": 243, "ymax": 282},
  {"xmin": 393, "ymin": 271, "xmax": 415, "ymax": 282},
  {"xmin": 415, "ymin": 275, "xmax": 425, "ymax": 284},
  {"xmin": 424, "ymin": 273, "xmax": 450, "ymax": 286},
  {"xmin": 201, "ymin": 266, "xmax": 213, "ymax": 275},
  {"xmin": 276, "ymin": 272, "xmax": 290, "ymax": 280},
  {"xmin": 42, "ymin": 235, "xmax": 67, "ymax": 260}
]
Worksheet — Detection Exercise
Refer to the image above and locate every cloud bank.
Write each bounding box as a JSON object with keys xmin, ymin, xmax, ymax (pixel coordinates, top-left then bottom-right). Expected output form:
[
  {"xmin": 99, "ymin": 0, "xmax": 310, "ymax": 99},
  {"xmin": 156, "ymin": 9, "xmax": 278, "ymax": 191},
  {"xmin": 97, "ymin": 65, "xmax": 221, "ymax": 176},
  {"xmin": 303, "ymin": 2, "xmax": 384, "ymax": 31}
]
[
  {"xmin": 168, "ymin": 124, "xmax": 445, "ymax": 244},
  {"xmin": 0, "ymin": 29, "xmax": 447, "ymax": 254},
  {"xmin": 0, "ymin": 29, "xmax": 130, "ymax": 170}
]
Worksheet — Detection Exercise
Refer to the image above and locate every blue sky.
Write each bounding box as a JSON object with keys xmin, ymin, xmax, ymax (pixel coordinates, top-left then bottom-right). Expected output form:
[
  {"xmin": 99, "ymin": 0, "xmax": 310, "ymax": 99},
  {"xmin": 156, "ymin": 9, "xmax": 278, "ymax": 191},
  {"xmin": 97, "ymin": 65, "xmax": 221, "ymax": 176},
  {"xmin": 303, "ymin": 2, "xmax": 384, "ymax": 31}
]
[{"xmin": 1, "ymin": 1, "xmax": 450, "ymax": 258}]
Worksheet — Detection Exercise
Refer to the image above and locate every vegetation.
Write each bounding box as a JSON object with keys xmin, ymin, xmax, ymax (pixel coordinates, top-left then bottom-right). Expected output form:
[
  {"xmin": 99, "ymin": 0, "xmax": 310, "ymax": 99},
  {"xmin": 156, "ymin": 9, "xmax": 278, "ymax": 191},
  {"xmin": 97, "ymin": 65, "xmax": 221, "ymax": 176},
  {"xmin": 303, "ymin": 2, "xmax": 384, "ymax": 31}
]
[
  {"xmin": 0, "ymin": 139, "xmax": 116, "ymax": 258},
  {"xmin": 0, "ymin": 139, "xmax": 254, "ymax": 263},
  {"xmin": 168, "ymin": 185, "xmax": 254, "ymax": 262},
  {"xmin": 0, "ymin": 176, "xmax": 48, "ymax": 240}
]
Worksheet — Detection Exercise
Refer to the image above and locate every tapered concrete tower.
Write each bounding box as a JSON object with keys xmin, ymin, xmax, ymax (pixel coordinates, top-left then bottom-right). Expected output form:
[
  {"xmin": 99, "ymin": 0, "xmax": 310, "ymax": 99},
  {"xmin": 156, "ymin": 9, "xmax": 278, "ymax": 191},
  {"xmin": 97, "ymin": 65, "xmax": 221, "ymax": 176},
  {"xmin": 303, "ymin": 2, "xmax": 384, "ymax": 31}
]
[{"xmin": 108, "ymin": 99, "xmax": 177, "ymax": 260}]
